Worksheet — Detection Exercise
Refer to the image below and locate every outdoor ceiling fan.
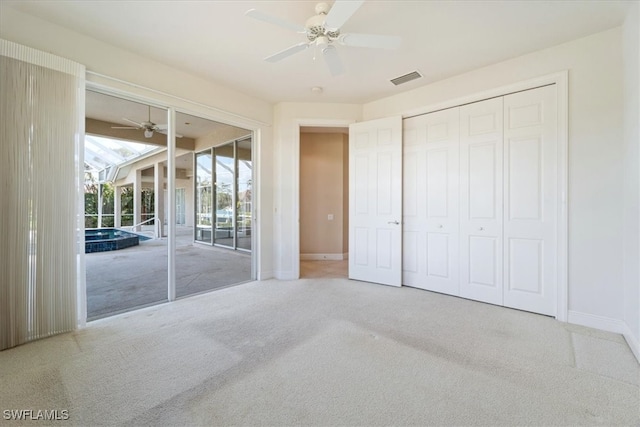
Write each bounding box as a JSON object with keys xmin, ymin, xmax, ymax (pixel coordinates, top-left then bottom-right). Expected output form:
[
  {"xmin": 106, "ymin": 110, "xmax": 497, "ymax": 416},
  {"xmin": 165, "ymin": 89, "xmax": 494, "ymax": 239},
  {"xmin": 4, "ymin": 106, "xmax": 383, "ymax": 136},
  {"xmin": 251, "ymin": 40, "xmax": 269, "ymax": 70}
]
[
  {"xmin": 112, "ymin": 105, "xmax": 182, "ymax": 138},
  {"xmin": 245, "ymin": 0, "xmax": 401, "ymax": 76}
]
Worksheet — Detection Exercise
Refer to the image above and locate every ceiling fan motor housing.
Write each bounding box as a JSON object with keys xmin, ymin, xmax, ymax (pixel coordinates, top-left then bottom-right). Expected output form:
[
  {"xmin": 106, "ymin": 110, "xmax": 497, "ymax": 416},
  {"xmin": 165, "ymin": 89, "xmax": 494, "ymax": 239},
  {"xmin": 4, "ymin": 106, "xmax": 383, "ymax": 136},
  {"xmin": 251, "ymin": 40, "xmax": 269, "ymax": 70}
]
[{"xmin": 306, "ymin": 6, "xmax": 340, "ymax": 42}]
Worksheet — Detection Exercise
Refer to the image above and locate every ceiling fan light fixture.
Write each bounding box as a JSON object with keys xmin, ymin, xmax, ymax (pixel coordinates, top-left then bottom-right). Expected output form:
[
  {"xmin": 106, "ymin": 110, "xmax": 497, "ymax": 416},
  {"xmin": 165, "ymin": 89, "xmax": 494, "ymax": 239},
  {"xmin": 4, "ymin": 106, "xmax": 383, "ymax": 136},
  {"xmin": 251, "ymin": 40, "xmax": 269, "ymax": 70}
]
[
  {"xmin": 144, "ymin": 129, "xmax": 154, "ymax": 138},
  {"xmin": 316, "ymin": 35, "xmax": 329, "ymax": 48}
]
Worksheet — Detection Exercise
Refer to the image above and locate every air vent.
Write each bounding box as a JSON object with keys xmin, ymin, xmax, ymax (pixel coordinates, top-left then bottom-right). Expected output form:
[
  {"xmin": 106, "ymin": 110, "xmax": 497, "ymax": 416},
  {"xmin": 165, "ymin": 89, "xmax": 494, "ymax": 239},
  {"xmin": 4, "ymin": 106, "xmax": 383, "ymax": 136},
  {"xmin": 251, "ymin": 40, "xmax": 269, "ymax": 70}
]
[{"xmin": 390, "ymin": 70, "xmax": 423, "ymax": 86}]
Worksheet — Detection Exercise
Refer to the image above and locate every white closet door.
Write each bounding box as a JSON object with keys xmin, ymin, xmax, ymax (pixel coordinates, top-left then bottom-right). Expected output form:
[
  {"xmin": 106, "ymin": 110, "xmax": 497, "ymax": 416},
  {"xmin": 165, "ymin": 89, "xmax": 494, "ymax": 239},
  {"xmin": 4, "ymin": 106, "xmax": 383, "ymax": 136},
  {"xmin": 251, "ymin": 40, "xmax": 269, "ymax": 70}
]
[
  {"xmin": 403, "ymin": 108, "xmax": 460, "ymax": 294},
  {"xmin": 459, "ymin": 97, "xmax": 504, "ymax": 305},
  {"xmin": 503, "ymin": 85, "xmax": 558, "ymax": 316},
  {"xmin": 349, "ymin": 116, "xmax": 403, "ymax": 287}
]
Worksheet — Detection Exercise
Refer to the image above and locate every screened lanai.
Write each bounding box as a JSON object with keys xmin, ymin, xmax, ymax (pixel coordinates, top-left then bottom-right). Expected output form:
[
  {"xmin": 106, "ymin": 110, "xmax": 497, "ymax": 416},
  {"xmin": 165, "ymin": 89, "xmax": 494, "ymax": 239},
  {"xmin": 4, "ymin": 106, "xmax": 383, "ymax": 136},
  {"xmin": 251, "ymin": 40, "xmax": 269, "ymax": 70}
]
[
  {"xmin": 85, "ymin": 134, "xmax": 159, "ymax": 173},
  {"xmin": 84, "ymin": 89, "xmax": 254, "ymax": 320},
  {"xmin": 84, "ymin": 135, "xmax": 160, "ymax": 229}
]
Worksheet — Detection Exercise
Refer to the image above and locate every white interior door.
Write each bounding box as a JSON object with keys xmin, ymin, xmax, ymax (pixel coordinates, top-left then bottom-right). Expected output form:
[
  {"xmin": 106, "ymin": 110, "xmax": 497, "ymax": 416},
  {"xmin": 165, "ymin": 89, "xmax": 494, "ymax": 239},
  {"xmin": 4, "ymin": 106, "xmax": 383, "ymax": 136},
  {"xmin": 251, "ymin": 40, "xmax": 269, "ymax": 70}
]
[
  {"xmin": 459, "ymin": 97, "xmax": 504, "ymax": 305},
  {"xmin": 503, "ymin": 85, "xmax": 558, "ymax": 315},
  {"xmin": 403, "ymin": 108, "xmax": 460, "ymax": 294},
  {"xmin": 349, "ymin": 116, "xmax": 403, "ymax": 286}
]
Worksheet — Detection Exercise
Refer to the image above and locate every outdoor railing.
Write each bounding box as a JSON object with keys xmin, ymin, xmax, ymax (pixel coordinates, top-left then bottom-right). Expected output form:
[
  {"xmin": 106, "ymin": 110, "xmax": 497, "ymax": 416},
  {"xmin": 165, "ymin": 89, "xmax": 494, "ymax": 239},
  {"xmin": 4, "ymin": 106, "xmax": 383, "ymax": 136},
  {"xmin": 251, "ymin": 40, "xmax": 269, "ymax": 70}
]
[{"xmin": 128, "ymin": 216, "xmax": 156, "ymax": 229}]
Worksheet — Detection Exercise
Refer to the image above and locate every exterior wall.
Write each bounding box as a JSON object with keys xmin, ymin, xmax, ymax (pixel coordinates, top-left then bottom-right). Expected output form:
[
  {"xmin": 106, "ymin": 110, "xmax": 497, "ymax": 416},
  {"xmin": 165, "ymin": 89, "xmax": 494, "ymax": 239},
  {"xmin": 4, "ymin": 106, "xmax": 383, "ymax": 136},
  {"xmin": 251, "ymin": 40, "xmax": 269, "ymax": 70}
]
[
  {"xmin": 363, "ymin": 28, "xmax": 626, "ymax": 328},
  {"xmin": 194, "ymin": 126, "xmax": 251, "ymax": 152},
  {"xmin": 175, "ymin": 178, "xmax": 194, "ymax": 228},
  {"xmin": 113, "ymin": 149, "xmax": 195, "ymax": 229}
]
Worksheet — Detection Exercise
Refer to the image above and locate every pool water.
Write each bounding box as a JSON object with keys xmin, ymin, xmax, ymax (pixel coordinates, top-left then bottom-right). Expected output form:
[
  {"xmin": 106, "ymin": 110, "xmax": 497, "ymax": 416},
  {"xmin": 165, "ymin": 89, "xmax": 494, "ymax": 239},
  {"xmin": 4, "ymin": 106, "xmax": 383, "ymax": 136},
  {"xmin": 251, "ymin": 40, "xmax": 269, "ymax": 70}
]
[{"xmin": 85, "ymin": 228, "xmax": 149, "ymax": 253}]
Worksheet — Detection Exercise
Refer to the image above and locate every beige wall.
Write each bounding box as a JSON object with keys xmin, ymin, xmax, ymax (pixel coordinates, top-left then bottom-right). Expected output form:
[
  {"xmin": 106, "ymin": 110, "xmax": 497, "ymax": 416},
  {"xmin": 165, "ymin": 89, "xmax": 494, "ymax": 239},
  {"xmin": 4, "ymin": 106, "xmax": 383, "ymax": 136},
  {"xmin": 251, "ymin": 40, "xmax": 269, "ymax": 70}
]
[
  {"xmin": 342, "ymin": 134, "xmax": 349, "ymax": 254},
  {"xmin": 300, "ymin": 132, "xmax": 348, "ymax": 257}
]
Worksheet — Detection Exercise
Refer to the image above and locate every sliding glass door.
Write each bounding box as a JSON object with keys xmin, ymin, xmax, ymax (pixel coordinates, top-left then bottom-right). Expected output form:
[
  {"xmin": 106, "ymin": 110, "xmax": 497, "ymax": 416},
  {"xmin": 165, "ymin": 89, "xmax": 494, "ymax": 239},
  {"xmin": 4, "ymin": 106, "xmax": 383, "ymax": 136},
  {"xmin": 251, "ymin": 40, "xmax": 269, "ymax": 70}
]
[
  {"xmin": 236, "ymin": 138, "xmax": 252, "ymax": 251},
  {"xmin": 195, "ymin": 151, "xmax": 213, "ymax": 244},
  {"xmin": 214, "ymin": 144, "xmax": 235, "ymax": 247},
  {"xmin": 177, "ymin": 114, "xmax": 252, "ymax": 298},
  {"xmin": 84, "ymin": 90, "xmax": 169, "ymax": 320},
  {"xmin": 194, "ymin": 137, "xmax": 252, "ymax": 251}
]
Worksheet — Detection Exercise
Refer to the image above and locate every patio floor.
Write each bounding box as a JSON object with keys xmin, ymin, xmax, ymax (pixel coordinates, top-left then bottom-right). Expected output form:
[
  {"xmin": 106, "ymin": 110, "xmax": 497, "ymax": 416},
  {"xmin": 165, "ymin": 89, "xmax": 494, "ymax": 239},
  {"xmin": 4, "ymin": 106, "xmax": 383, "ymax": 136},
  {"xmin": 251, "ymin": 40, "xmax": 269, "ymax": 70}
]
[{"xmin": 85, "ymin": 226, "xmax": 251, "ymax": 320}]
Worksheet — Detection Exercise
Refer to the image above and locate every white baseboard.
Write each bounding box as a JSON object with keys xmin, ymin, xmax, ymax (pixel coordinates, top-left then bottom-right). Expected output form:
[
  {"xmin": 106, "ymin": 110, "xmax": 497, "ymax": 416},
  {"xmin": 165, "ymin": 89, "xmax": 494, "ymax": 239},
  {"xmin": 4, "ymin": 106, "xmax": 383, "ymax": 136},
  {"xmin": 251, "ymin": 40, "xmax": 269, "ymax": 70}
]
[
  {"xmin": 621, "ymin": 322, "xmax": 640, "ymax": 363},
  {"xmin": 273, "ymin": 270, "xmax": 298, "ymax": 280},
  {"xmin": 568, "ymin": 310, "xmax": 640, "ymax": 363},
  {"xmin": 568, "ymin": 310, "xmax": 626, "ymax": 334},
  {"xmin": 300, "ymin": 253, "xmax": 345, "ymax": 261},
  {"xmin": 256, "ymin": 270, "xmax": 274, "ymax": 281}
]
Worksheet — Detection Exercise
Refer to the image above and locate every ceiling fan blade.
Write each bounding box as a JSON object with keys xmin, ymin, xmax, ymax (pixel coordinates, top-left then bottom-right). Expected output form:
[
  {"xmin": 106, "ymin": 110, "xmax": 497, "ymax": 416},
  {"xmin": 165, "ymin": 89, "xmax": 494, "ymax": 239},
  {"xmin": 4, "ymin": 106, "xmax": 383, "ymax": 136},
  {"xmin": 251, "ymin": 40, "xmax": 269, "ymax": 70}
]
[
  {"xmin": 265, "ymin": 42, "xmax": 310, "ymax": 63},
  {"xmin": 155, "ymin": 124, "xmax": 168, "ymax": 131},
  {"xmin": 156, "ymin": 129, "xmax": 183, "ymax": 138},
  {"xmin": 322, "ymin": 45, "xmax": 345, "ymax": 77},
  {"xmin": 325, "ymin": 0, "xmax": 365, "ymax": 30},
  {"xmin": 122, "ymin": 118, "xmax": 144, "ymax": 127},
  {"xmin": 245, "ymin": 8, "xmax": 306, "ymax": 33},
  {"xmin": 111, "ymin": 126, "xmax": 140, "ymax": 130},
  {"xmin": 338, "ymin": 33, "xmax": 402, "ymax": 49}
]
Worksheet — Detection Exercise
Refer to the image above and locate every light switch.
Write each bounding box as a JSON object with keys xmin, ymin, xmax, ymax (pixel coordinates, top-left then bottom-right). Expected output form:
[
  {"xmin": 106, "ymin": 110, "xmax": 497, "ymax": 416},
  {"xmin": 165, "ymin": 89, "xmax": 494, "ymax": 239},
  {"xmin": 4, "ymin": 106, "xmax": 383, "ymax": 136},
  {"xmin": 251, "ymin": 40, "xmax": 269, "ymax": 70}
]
[{"xmin": 327, "ymin": 214, "xmax": 334, "ymax": 221}]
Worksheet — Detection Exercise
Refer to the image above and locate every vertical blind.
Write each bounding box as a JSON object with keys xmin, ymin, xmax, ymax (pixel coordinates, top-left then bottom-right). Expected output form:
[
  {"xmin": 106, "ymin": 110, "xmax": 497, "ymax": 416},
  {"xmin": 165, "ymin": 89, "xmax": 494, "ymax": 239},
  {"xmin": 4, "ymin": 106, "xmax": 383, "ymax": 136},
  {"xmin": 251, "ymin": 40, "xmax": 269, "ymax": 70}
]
[{"xmin": 0, "ymin": 39, "xmax": 85, "ymax": 350}]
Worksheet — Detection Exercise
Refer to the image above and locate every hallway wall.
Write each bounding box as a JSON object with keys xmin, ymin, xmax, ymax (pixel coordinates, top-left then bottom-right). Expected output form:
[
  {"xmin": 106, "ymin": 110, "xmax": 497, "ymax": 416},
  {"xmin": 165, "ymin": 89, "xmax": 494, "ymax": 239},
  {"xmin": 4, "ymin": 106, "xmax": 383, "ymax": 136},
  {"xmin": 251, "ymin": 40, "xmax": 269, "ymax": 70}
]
[{"xmin": 300, "ymin": 132, "xmax": 348, "ymax": 259}]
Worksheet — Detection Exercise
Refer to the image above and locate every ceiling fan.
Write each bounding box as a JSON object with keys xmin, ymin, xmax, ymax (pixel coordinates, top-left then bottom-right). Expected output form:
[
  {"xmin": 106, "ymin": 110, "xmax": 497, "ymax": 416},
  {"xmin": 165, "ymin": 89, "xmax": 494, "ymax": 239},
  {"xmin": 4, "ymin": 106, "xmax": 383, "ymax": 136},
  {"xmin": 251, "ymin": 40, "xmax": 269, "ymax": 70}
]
[
  {"xmin": 112, "ymin": 105, "xmax": 182, "ymax": 138},
  {"xmin": 245, "ymin": 0, "xmax": 401, "ymax": 76}
]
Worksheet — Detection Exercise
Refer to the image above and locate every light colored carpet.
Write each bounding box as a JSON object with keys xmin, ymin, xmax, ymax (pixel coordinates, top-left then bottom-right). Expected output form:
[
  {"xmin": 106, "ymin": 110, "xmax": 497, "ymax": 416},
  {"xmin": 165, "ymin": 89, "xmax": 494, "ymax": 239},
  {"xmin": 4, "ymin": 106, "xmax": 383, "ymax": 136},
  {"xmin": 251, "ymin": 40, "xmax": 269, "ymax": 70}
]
[{"xmin": 1, "ymin": 278, "xmax": 638, "ymax": 426}]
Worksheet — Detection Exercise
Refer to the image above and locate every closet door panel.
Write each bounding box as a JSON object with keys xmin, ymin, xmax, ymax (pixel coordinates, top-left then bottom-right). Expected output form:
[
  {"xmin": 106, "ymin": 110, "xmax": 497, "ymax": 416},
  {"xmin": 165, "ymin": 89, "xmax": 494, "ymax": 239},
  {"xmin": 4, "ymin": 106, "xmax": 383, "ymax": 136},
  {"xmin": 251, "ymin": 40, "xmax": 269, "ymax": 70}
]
[
  {"xmin": 503, "ymin": 85, "xmax": 557, "ymax": 315},
  {"xmin": 426, "ymin": 232, "xmax": 450, "ymax": 278},
  {"xmin": 403, "ymin": 108, "xmax": 459, "ymax": 295},
  {"xmin": 402, "ymin": 125, "xmax": 427, "ymax": 286},
  {"xmin": 459, "ymin": 97, "xmax": 504, "ymax": 305}
]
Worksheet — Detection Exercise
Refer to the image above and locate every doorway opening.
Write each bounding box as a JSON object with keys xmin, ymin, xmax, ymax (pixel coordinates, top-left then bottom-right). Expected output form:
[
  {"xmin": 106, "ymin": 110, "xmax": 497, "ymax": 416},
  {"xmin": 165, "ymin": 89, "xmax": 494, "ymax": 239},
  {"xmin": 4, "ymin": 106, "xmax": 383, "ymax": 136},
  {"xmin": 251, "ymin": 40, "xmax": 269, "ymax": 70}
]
[{"xmin": 299, "ymin": 126, "xmax": 349, "ymax": 279}]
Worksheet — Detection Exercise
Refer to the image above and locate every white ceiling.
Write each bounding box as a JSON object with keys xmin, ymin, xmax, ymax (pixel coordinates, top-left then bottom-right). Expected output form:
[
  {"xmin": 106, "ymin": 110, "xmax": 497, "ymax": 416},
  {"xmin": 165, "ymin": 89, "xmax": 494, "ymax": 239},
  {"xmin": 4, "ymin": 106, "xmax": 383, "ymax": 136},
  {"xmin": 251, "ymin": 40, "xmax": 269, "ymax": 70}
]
[{"xmin": 4, "ymin": 0, "xmax": 631, "ymax": 104}]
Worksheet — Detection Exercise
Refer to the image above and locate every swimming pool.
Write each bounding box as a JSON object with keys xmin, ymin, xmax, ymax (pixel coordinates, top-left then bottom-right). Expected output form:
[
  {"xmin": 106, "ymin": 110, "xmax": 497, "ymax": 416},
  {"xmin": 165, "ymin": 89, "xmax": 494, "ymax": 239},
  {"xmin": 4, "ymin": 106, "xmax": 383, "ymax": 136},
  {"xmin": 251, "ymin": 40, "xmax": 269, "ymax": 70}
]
[{"xmin": 85, "ymin": 228, "xmax": 147, "ymax": 253}]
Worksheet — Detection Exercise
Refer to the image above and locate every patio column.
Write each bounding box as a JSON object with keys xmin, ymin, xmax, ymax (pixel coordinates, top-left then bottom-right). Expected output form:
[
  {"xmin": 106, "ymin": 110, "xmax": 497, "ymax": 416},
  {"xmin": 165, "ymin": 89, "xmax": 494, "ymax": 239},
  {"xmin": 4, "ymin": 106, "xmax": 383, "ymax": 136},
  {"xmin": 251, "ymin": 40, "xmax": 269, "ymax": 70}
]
[
  {"xmin": 97, "ymin": 182, "xmax": 103, "ymax": 228},
  {"xmin": 133, "ymin": 169, "xmax": 142, "ymax": 232},
  {"xmin": 154, "ymin": 161, "xmax": 165, "ymax": 238},
  {"xmin": 114, "ymin": 185, "xmax": 121, "ymax": 228}
]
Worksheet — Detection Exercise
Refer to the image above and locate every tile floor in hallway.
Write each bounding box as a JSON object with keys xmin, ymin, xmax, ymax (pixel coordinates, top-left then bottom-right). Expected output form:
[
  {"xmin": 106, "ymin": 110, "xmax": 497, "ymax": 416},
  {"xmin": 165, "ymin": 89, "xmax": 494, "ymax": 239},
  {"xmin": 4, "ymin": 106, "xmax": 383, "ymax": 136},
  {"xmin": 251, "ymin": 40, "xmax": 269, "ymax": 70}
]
[{"xmin": 300, "ymin": 259, "xmax": 348, "ymax": 279}]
